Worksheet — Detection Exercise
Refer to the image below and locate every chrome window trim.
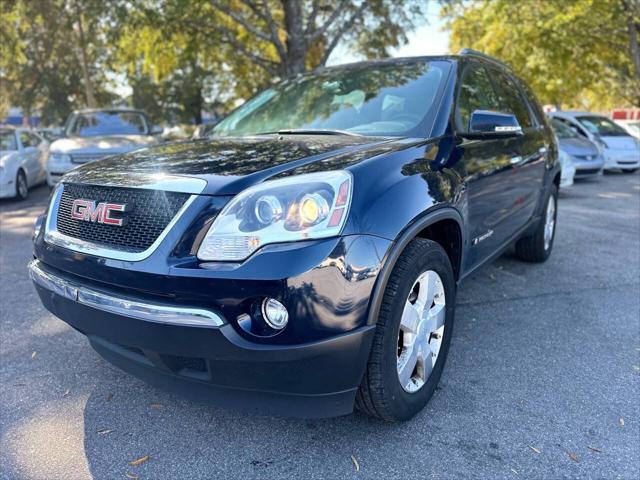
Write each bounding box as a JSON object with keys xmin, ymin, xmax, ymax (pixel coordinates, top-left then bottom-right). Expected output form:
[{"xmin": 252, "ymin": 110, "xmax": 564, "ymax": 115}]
[
  {"xmin": 28, "ymin": 260, "xmax": 224, "ymax": 327},
  {"xmin": 44, "ymin": 181, "xmax": 201, "ymax": 262}
]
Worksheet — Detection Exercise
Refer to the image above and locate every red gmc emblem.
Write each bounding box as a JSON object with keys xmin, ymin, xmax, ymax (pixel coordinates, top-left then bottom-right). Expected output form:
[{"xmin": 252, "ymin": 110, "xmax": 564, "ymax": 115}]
[{"xmin": 71, "ymin": 199, "xmax": 127, "ymax": 226}]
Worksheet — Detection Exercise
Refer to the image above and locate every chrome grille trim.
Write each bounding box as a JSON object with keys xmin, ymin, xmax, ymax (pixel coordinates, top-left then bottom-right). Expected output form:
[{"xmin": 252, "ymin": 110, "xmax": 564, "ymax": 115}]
[{"xmin": 44, "ymin": 180, "xmax": 203, "ymax": 262}]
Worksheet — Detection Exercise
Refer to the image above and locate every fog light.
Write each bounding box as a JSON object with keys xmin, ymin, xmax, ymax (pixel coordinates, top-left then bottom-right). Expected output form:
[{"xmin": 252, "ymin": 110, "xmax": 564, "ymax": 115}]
[{"xmin": 261, "ymin": 298, "xmax": 288, "ymax": 330}]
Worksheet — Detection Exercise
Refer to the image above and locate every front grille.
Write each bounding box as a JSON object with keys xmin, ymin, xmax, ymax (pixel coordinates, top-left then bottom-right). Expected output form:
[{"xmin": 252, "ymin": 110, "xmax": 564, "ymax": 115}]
[
  {"xmin": 56, "ymin": 183, "xmax": 190, "ymax": 252},
  {"xmin": 71, "ymin": 153, "xmax": 110, "ymax": 164},
  {"xmin": 573, "ymin": 154, "xmax": 596, "ymax": 161}
]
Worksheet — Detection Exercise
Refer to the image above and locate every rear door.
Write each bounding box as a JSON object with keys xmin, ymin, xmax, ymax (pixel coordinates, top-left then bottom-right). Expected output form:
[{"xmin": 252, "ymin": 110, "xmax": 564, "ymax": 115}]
[
  {"xmin": 488, "ymin": 68, "xmax": 547, "ymax": 233},
  {"xmin": 455, "ymin": 61, "xmax": 523, "ymax": 268}
]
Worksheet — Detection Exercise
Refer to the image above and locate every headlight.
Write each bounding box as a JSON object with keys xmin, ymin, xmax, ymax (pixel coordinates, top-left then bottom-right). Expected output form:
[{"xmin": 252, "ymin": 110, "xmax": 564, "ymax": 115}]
[
  {"xmin": 48, "ymin": 152, "xmax": 71, "ymax": 164},
  {"xmin": 197, "ymin": 170, "xmax": 353, "ymax": 261}
]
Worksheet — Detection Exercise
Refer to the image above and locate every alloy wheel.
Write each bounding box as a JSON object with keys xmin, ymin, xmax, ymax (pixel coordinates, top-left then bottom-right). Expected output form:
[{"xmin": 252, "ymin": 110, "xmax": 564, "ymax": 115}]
[
  {"xmin": 397, "ymin": 270, "xmax": 446, "ymax": 393},
  {"xmin": 544, "ymin": 194, "xmax": 556, "ymax": 251}
]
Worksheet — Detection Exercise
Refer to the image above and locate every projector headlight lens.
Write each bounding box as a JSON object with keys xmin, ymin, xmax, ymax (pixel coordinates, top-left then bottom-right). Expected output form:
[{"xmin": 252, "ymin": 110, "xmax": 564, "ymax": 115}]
[{"xmin": 197, "ymin": 170, "xmax": 352, "ymax": 261}]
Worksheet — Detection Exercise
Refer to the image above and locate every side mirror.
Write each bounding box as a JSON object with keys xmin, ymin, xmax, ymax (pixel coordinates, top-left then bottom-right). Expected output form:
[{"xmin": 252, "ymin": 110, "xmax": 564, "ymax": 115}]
[
  {"xmin": 150, "ymin": 125, "xmax": 164, "ymax": 135},
  {"xmin": 461, "ymin": 110, "xmax": 523, "ymax": 139}
]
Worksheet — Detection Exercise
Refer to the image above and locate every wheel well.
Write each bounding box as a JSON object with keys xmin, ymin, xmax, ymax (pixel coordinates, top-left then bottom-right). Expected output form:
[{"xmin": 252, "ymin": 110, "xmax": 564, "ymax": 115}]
[{"xmin": 415, "ymin": 219, "xmax": 462, "ymax": 280}]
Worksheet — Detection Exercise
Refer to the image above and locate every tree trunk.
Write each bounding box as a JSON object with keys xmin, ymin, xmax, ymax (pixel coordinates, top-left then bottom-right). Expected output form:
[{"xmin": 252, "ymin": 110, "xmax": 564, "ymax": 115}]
[
  {"xmin": 282, "ymin": 0, "xmax": 307, "ymax": 77},
  {"xmin": 75, "ymin": 3, "xmax": 96, "ymax": 108}
]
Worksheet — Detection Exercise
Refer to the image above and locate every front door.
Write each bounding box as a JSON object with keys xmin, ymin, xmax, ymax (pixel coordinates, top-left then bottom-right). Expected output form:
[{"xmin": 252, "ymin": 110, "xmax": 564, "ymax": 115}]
[{"xmin": 454, "ymin": 62, "xmax": 523, "ymax": 270}]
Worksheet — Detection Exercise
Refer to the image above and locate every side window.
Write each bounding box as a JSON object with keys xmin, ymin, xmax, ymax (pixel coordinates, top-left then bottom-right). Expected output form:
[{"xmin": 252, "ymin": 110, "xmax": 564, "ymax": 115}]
[
  {"xmin": 455, "ymin": 64, "xmax": 502, "ymax": 132},
  {"xmin": 19, "ymin": 132, "xmax": 35, "ymax": 148},
  {"xmin": 490, "ymin": 70, "xmax": 534, "ymax": 129}
]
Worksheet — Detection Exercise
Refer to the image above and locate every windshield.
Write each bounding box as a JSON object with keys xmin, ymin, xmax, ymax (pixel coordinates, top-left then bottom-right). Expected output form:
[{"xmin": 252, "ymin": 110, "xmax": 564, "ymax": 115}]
[
  {"xmin": 0, "ymin": 131, "xmax": 17, "ymax": 150},
  {"xmin": 550, "ymin": 118, "xmax": 578, "ymax": 139},
  {"xmin": 67, "ymin": 111, "xmax": 149, "ymax": 137},
  {"xmin": 577, "ymin": 115, "xmax": 630, "ymax": 137},
  {"xmin": 212, "ymin": 60, "xmax": 449, "ymax": 137}
]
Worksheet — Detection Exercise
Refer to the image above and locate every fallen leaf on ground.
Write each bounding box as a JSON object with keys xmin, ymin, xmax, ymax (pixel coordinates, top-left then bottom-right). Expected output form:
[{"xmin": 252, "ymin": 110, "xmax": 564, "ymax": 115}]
[
  {"xmin": 619, "ymin": 417, "xmax": 625, "ymax": 427},
  {"xmin": 587, "ymin": 446, "xmax": 602, "ymax": 453},
  {"xmin": 566, "ymin": 451, "xmax": 578, "ymax": 462},
  {"xmin": 129, "ymin": 455, "xmax": 150, "ymax": 466},
  {"xmin": 97, "ymin": 429, "xmax": 113, "ymax": 435},
  {"xmin": 150, "ymin": 403, "xmax": 163, "ymax": 409},
  {"xmin": 528, "ymin": 445, "xmax": 541, "ymax": 454},
  {"xmin": 31, "ymin": 351, "xmax": 37, "ymax": 359},
  {"xmin": 106, "ymin": 393, "xmax": 113, "ymax": 401},
  {"xmin": 351, "ymin": 455, "xmax": 360, "ymax": 472},
  {"xmin": 125, "ymin": 473, "xmax": 139, "ymax": 479},
  {"xmin": 63, "ymin": 389, "xmax": 70, "ymax": 397}
]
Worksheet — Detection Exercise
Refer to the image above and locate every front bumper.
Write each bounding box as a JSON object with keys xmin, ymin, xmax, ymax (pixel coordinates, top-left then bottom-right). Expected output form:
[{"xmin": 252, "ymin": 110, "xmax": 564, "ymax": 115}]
[
  {"xmin": 571, "ymin": 156, "xmax": 604, "ymax": 178},
  {"xmin": 31, "ymin": 228, "xmax": 390, "ymax": 416},
  {"xmin": 603, "ymin": 150, "xmax": 640, "ymax": 169}
]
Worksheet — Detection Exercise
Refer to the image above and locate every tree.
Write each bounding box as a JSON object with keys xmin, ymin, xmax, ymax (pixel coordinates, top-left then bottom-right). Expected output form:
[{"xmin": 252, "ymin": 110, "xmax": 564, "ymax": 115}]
[
  {"xmin": 443, "ymin": 0, "xmax": 640, "ymax": 110},
  {"xmin": 153, "ymin": 0, "xmax": 426, "ymax": 81},
  {"xmin": 0, "ymin": 0, "xmax": 115, "ymax": 125}
]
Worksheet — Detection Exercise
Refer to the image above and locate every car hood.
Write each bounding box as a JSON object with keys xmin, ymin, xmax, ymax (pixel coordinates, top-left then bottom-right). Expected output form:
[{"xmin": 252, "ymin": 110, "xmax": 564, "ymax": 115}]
[
  {"xmin": 62, "ymin": 135, "xmax": 412, "ymax": 195},
  {"xmin": 558, "ymin": 137, "xmax": 599, "ymax": 157},
  {"xmin": 50, "ymin": 135, "xmax": 155, "ymax": 154},
  {"xmin": 601, "ymin": 135, "xmax": 639, "ymax": 151},
  {"xmin": 0, "ymin": 150, "xmax": 18, "ymax": 167}
]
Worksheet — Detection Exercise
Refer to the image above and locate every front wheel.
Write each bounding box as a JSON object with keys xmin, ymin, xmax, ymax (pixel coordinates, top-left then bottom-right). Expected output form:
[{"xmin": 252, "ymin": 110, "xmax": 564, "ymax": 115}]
[
  {"xmin": 356, "ymin": 238, "xmax": 456, "ymax": 421},
  {"xmin": 515, "ymin": 185, "xmax": 557, "ymax": 263}
]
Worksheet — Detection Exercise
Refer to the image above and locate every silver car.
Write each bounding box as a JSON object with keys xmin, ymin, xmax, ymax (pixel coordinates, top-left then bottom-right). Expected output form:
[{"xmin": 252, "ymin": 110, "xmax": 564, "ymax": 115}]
[
  {"xmin": 0, "ymin": 128, "xmax": 48, "ymax": 200},
  {"xmin": 46, "ymin": 108, "xmax": 162, "ymax": 187},
  {"xmin": 549, "ymin": 117, "xmax": 604, "ymax": 179}
]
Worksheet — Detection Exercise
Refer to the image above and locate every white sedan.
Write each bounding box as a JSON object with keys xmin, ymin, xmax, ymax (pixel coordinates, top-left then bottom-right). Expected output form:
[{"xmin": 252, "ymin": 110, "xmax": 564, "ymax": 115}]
[
  {"xmin": 549, "ymin": 111, "xmax": 640, "ymax": 173},
  {"xmin": 0, "ymin": 128, "xmax": 48, "ymax": 200}
]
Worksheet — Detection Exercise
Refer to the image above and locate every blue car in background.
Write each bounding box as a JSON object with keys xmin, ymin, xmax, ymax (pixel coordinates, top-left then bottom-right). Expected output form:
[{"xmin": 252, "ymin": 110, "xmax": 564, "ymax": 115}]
[{"xmin": 549, "ymin": 117, "xmax": 604, "ymax": 179}]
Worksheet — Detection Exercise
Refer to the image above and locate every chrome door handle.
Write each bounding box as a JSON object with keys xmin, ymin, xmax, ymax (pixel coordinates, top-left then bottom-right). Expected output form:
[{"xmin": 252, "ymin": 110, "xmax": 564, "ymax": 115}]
[{"xmin": 510, "ymin": 156, "xmax": 523, "ymax": 164}]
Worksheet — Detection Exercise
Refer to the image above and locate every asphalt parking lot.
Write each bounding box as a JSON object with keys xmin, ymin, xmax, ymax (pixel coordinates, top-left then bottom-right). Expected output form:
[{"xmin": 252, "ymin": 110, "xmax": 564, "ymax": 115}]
[{"xmin": 1, "ymin": 172, "xmax": 639, "ymax": 480}]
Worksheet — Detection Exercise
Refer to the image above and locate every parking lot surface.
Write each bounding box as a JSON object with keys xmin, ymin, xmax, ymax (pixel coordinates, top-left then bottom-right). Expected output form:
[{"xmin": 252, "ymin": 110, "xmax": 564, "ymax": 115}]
[{"xmin": 1, "ymin": 172, "xmax": 639, "ymax": 480}]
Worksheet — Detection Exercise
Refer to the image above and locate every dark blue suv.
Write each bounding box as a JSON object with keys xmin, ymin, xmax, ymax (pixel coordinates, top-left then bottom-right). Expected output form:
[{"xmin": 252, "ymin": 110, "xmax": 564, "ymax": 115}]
[{"xmin": 30, "ymin": 50, "xmax": 559, "ymax": 421}]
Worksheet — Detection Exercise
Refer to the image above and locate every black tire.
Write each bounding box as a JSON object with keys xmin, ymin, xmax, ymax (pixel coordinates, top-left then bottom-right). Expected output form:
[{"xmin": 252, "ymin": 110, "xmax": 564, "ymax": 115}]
[
  {"xmin": 15, "ymin": 170, "xmax": 28, "ymax": 201},
  {"xmin": 622, "ymin": 168, "xmax": 638, "ymax": 173},
  {"xmin": 355, "ymin": 238, "xmax": 456, "ymax": 421},
  {"xmin": 515, "ymin": 184, "xmax": 557, "ymax": 263}
]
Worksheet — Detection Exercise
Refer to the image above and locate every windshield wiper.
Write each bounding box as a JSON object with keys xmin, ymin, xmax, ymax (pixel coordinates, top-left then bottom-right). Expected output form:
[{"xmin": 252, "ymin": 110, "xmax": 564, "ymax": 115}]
[{"xmin": 276, "ymin": 128, "xmax": 363, "ymax": 137}]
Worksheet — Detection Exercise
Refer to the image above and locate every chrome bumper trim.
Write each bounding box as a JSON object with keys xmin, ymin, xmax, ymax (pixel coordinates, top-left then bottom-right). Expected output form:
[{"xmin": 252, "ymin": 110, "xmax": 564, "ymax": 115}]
[{"xmin": 28, "ymin": 260, "xmax": 224, "ymax": 327}]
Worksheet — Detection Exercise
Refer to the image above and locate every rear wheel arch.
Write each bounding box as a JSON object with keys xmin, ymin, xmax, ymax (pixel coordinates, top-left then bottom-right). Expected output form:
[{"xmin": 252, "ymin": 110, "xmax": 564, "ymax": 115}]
[{"xmin": 366, "ymin": 208, "xmax": 464, "ymax": 326}]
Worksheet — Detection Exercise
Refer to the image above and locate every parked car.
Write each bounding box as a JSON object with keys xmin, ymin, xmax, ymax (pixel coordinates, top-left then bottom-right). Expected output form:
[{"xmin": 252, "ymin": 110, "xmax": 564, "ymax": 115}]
[
  {"xmin": 30, "ymin": 50, "xmax": 560, "ymax": 421},
  {"xmin": 46, "ymin": 108, "xmax": 162, "ymax": 187},
  {"xmin": 549, "ymin": 117, "xmax": 604, "ymax": 179},
  {"xmin": 616, "ymin": 120, "xmax": 640, "ymax": 139},
  {"xmin": 549, "ymin": 111, "xmax": 640, "ymax": 173},
  {"xmin": 0, "ymin": 127, "xmax": 48, "ymax": 200}
]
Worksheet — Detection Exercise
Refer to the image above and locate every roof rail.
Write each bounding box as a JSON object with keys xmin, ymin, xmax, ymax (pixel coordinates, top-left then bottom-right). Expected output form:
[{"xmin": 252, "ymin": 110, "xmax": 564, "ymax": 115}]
[{"xmin": 457, "ymin": 48, "xmax": 511, "ymax": 68}]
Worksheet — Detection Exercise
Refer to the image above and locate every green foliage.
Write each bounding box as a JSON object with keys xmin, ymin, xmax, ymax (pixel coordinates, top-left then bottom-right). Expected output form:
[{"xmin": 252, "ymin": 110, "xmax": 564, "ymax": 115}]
[
  {"xmin": 444, "ymin": 0, "xmax": 640, "ymax": 110},
  {"xmin": 0, "ymin": 0, "xmax": 116, "ymax": 125}
]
